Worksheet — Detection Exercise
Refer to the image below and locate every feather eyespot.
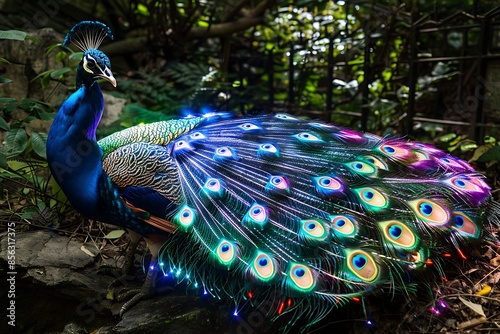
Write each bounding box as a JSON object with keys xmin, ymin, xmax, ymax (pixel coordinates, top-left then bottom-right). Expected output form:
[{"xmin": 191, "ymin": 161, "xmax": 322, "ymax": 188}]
[
  {"xmin": 377, "ymin": 144, "xmax": 410, "ymax": 159},
  {"xmin": 173, "ymin": 140, "xmax": 194, "ymax": 153},
  {"xmin": 259, "ymin": 143, "xmax": 278, "ymax": 152},
  {"xmin": 275, "ymin": 114, "xmax": 298, "ymax": 120},
  {"xmin": 294, "ymin": 132, "xmax": 323, "ymax": 143},
  {"xmin": 287, "ymin": 263, "xmax": 315, "ymax": 292},
  {"xmin": 395, "ymin": 249, "xmax": 427, "ymax": 265},
  {"xmin": 354, "ymin": 187, "xmax": 388, "ymax": 211},
  {"xmin": 242, "ymin": 203, "xmax": 268, "ymax": 229},
  {"xmin": 378, "ymin": 221, "xmax": 418, "ymax": 249},
  {"xmin": 299, "ymin": 219, "xmax": 329, "ymax": 243},
  {"xmin": 238, "ymin": 123, "xmax": 262, "ymax": 132},
  {"xmin": 215, "ymin": 240, "xmax": 238, "ymax": 266},
  {"xmin": 174, "ymin": 205, "xmax": 196, "ymax": 229},
  {"xmin": 271, "ymin": 176, "xmax": 283, "ymax": 185},
  {"xmin": 213, "ymin": 146, "xmax": 238, "ymax": 161},
  {"xmin": 452, "ymin": 212, "xmax": 480, "ymax": 238},
  {"xmin": 201, "ymin": 178, "xmax": 225, "ymax": 199},
  {"xmin": 439, "ymin": 157, "xmax": 467, "ymax": 171},
  {"xmin": 319, "ymin": 176, "xmax": 340, "ymax": 188},
  {"xmin": 347, "ymin": 161, "xmax": 376, "ymax": 175},
  {"xmin": 189, "ymin": 132, "xmax": 206, "ymax": 140},
  {"xmin": 250, "ymin": 252, "xmax": 276, "ymax": 281},
  {"xmin": 266, "ymin": 175, "xmax": 290, "ymax": 193},
  {"xmin": 216, "ymin": 147, "xmax": 231, "ymax": 156},
  {"xmin": 257, "ymin": 143, "xmax": 280, "ymax": 158},
  {"xmin": 363, "ymin": 155, "xmax": 388, "ymax": 170},
  {"xmin": 304, "ymin": 220, "xmax": 322, "ymax": 235},
  {"xmin": 345, "ymin": 249, "xmax": 379, "ymax": 282},
  {"xmin": 205, "ymin": 178, "xmax": 221, "ymax": 191},
  {"xmin": 314, "ymin": 176, "xmax": 343, "ymax": 192},
  {"xmin": 445, "ymin": 176, "xmax": 483, "ymax": 193},
  {"xmin": 408, "ymin": 199, "xmax": 449, "ymax": 226},
  {"xmin": 330, "ymin": 215, "xmax": 357, "ymax": 237}
]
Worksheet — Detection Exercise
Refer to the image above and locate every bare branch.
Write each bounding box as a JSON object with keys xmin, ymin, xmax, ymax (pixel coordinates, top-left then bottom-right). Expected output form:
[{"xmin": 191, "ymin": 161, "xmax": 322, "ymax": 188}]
[{"xmin": 222, "ymin": 0, "xmax": 254, "ymax": 22}]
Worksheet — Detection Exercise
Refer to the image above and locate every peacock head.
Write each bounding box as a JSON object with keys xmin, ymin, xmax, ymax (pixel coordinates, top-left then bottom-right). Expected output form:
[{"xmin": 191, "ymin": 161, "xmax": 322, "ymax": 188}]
[
  {"xmin": 63, "ymin": 21, "xmax": 116, "ymax": 88},
  {"xmin": 78, "ymin": 49, "xmax": 116, "ymax": 87}
]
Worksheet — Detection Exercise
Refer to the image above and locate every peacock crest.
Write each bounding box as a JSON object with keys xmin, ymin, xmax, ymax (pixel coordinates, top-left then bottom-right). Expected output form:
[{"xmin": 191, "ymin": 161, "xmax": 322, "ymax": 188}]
[{"xmin": 63, "ymin": 21, "xmax": 114, "ymax": 51}]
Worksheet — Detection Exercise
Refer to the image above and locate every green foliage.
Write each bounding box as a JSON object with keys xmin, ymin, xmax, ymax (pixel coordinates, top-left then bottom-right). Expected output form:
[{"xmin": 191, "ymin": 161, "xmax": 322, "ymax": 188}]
[
  {"xmin": 0, "ymin": 32, "xmax": 72, "ymax": 228},
  {"xmin": 438, "ymin": 133, "xmax": 500, "ymax": 180},
  {"xmin": 117, "ymin": 62, "xmax": 218, "ymax": 114},
  {"xmin": 0, "ymin": 97, "xmax": 53, "ymax": 164}
]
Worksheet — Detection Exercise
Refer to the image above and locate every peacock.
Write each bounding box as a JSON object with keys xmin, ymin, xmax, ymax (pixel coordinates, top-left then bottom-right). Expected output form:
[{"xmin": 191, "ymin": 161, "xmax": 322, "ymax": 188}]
[{"xmin": 47, "ymin": 21, "xmax": 499, "ymax": 330}]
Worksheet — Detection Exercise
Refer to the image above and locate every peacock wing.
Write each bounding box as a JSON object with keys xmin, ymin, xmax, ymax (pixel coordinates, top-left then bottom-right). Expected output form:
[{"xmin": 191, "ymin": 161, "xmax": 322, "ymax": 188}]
[{"xmin": 97, "ymin": 118, "xmax": 206, "ymax": 233}]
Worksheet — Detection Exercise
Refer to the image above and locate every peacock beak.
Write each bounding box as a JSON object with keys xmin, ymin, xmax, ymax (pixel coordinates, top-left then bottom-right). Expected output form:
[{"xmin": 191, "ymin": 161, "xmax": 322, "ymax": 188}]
[{"xmin": 98, "ymin": 66, "xmax": 117, "ymax": 87}]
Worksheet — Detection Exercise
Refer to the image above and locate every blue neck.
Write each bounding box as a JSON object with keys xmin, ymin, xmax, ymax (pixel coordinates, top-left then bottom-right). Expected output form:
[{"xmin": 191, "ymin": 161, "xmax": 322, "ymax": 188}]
[{"xmin": 46, "ymin": 81, "xmax": 104, "ymax": 217}]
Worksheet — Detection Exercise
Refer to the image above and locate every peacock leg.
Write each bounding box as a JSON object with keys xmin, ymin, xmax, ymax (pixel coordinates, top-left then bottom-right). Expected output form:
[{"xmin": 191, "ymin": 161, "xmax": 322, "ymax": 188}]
[
  {"xmin": 116, "ymin": 235, "xmax": 171, "ymax": 317},
  {"xmin": 106, "ymin": 229, "xmax": 144, "ymax": 295},
  {"xmin": 118, "ymin": 257, "xmax": 161, "ymax": 317},
  {"xmin": 122, "ymin": 230, "xmax": 142, "ymax": 275}
]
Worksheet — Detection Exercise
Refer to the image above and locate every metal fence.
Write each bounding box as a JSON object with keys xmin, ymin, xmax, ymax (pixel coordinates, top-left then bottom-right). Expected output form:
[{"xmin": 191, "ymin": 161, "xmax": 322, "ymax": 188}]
[{"xmin": 227, "ymin": 5, "xmax": 500, "ymax": 141}]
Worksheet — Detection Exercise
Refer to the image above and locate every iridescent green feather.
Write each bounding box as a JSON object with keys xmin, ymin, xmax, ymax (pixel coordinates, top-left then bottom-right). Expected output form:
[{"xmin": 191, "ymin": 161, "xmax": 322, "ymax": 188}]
[{"xmin": 98, "ymin": 117, "xmax": 204, "ymax": 158}]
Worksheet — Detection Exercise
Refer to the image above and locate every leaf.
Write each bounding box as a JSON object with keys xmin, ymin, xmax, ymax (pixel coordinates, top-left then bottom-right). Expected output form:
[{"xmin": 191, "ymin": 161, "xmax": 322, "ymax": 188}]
[
  {"xmin": 0, "ymin": 147, "xmax": 7, "ymax": 169},
  {"xmin": 32, "ymin": 70, "xmax": 51, "ymax": 82},
  {"xmin": 30, "ymin": 131, "xmax": 48, "ymax": 159},
  {"xmin": 80, "ymin": 245, "xmax": 97, "ymax": 257},
  {"xmin": 0, "ymin": 97, "xmax": 16, "ymax": 103},
  {"xmin": 103, "ymin": 230, "xmax": 126, "ymax": 239},
  {"xmin": 6, "ymin": 160, "xmax": 29, "ymax": 171},
  {"xmin": 484, "ymin": 136, "xmax": 496, "ymax": 144},
  {"xmin": 41, "ymin": 72, "xmax": 51, "ymax": 89},
  {"xmin": 69, "ymin": 52, "xmax": 84, "ymax": 61},
  {"xmin": 37, "ymin": 112, "xmax": 55, "ymax": 121},
  {"xmin": 0, "ymin": 30, "xmax": 27, "ymax": 41},
  {"xmin": 136, "ymin": 3, "xmax": 150, "ymax": 16},
  {"xmin": 476, "ymin": 145, "xmax": 500, "ymax": 163},
  {"xmin": 0, "ymin": 75, "xmax": 12, "ymax": 83},
  {"xmin": 460, "ymin": 141, "xmax": 478, "ymax": 152},
  {"xmin": 439, "ymin": 133, "xmax": 457, "ymax": 143},
  {"xmin": 55, "ymin": 51, "xmax": 67, "ymax": 63},
  {"xmin": 197, "ymin": 20, "xmax": 209, "ymax": 28},
  {"xmin": 25, "ymin": 35, "xmax": 39, "ymax": 43},
  {"xmin": 459, "ymin": 297, "xmax": 486, "ymax": 317},
  {"xmin": 476, "ymin": 285, "xmax": 491, "ymax": 296},
  {"xmin": 49, "ymin": 199, "xmax": 57, "ymax": 209},
  {"xmin": 0, "ymin": 57, "xmax": 10, "ymax": 63},
  {"xmin": 469, "ymin": 144, "xmax": 494, "ymax": 162},
  {"xmin": 5, "ymin": 127, "xmax": 28, "ymax": 157},
  {"xmin": 45, "ymin": 43, "xmax": 62, "ymax": 55},
  {"xmin": 0, "ymin": 116, "xmax": 10, "ymax": 130},
  {"xmin": 49, "ymin": 177, "xmax": 67, "ymax": 203},
  {"xmin": 50, "ymin": 67, "xmax": 71, "ymax": 78}
]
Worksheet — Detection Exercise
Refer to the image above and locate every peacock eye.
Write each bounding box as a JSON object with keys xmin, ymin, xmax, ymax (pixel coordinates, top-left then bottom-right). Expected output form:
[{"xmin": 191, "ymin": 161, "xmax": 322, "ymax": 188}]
[{"xmin": 86, "ymin": 59, "xmax": 96, "ymax": 69}]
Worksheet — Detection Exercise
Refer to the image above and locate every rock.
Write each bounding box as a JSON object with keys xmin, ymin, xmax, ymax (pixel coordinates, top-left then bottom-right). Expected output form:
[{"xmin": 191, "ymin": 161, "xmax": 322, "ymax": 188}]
[
  {"xmin": 101, "ymin": 94, "xmax": 127, "ymax": 127},
  {"xmin": 3, "ymin": 230, "xmax": 94, "ymax": 268},
  {"xmin": 98, "ymin": 295, "xmax": 238, "ymax": 334},
  {"xmin": 0, "ymin": 230, "xmax": 275, "ymax": 334},
  {"xmin": 0, "ymin": 27, "xmax": 68, "ymax": 106},
  {"xmin": 61, "ymin": 322, "xmax": 87, "ymax": 334},
  {"xmin": 0, "ymin": 230, "xmax": 112, "ymax": 301}
]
